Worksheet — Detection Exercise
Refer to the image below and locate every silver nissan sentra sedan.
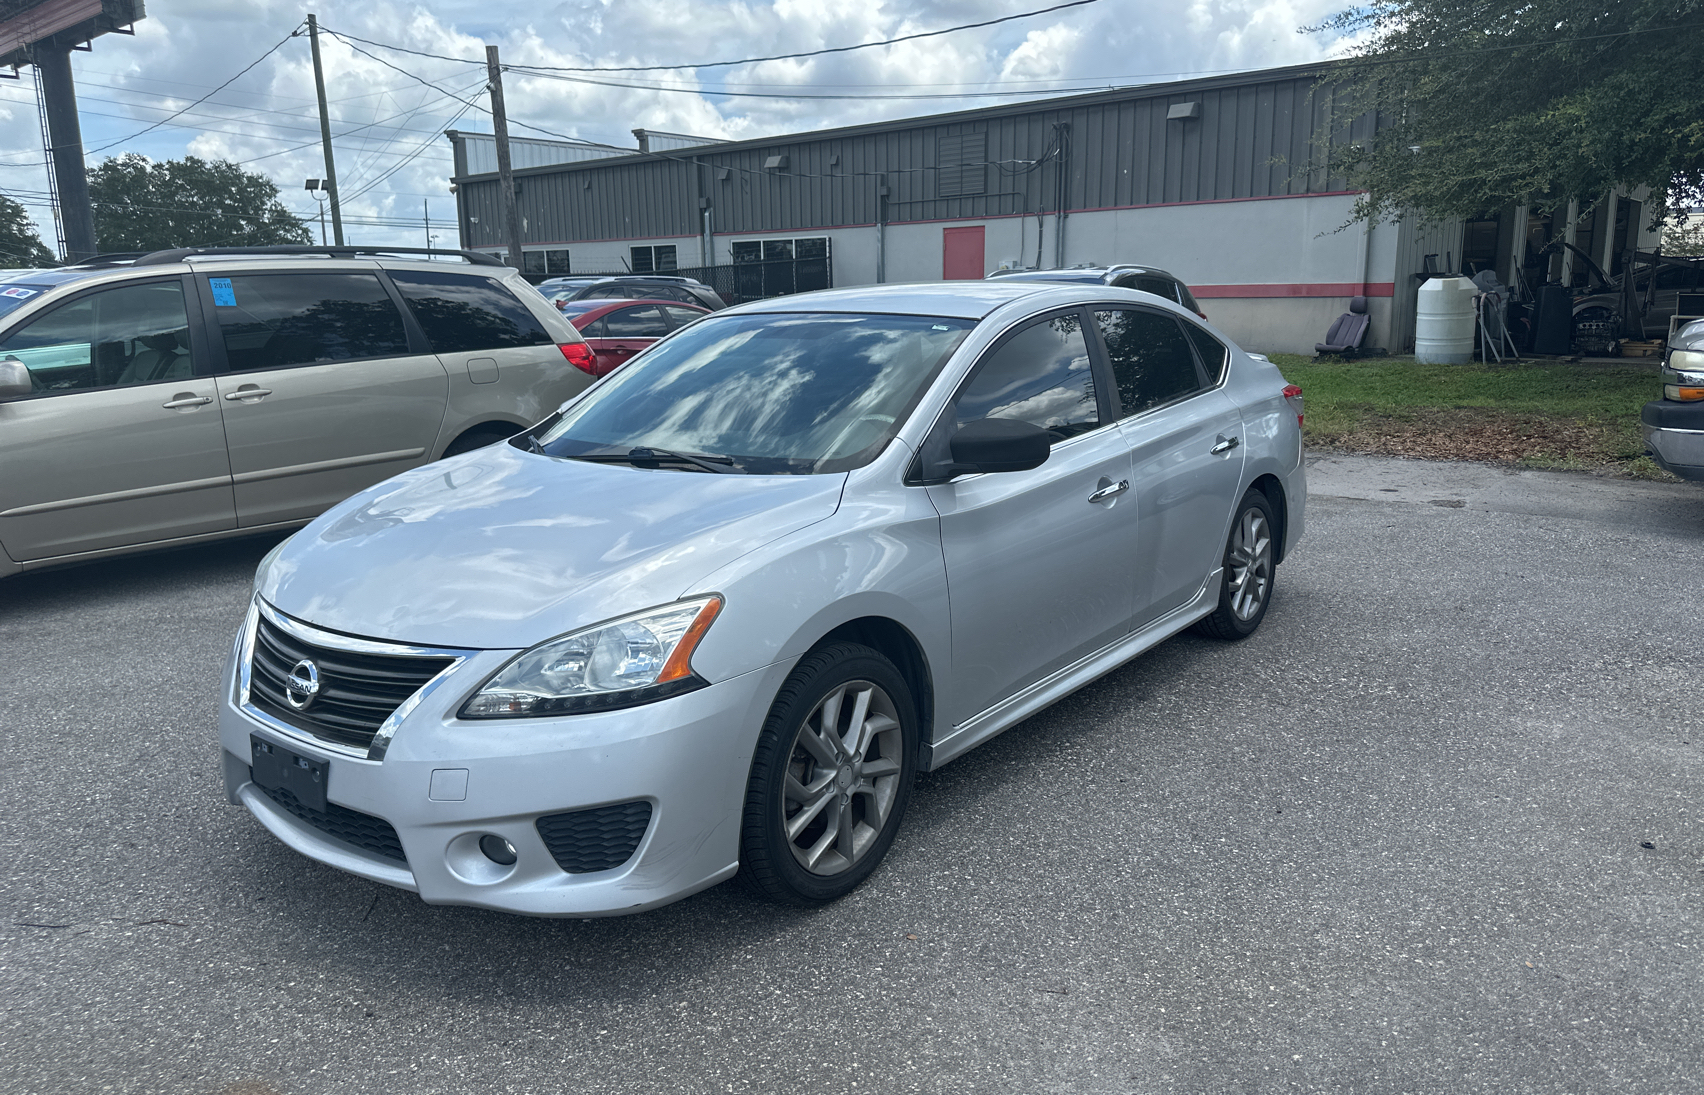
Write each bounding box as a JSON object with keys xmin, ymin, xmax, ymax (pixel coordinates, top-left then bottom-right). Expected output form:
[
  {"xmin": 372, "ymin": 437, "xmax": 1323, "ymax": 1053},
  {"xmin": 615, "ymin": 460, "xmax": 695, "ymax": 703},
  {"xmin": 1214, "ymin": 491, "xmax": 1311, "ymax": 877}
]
[{"xmin": 220, "ymin": 280, "xmax": 1306, "ymax": 916}]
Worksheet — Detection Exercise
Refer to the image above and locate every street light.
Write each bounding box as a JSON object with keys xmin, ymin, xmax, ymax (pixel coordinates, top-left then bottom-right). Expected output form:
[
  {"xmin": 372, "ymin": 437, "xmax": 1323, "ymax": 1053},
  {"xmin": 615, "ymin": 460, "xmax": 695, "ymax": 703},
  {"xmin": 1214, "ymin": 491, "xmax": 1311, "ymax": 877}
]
[{"xmin": 304, "ymin": 179, "xmax": 332, "ymax": 246}]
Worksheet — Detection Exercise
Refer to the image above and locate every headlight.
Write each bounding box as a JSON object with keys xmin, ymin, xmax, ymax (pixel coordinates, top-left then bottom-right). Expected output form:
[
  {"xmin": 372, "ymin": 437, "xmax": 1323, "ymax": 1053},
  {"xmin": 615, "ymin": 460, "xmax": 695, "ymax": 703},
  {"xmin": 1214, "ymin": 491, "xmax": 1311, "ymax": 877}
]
[{"xmin": 460, "ymin": 596, "xmax": 722, "ymax": 718}]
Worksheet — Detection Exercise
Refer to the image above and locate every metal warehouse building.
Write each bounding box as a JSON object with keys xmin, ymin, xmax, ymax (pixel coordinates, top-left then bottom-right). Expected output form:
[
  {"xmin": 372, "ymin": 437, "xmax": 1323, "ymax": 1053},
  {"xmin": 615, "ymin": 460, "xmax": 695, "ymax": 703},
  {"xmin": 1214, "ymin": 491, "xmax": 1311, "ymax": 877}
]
[{"xmin": 446, "ymin": 62, "xmax": 1656, "ymax": 355}]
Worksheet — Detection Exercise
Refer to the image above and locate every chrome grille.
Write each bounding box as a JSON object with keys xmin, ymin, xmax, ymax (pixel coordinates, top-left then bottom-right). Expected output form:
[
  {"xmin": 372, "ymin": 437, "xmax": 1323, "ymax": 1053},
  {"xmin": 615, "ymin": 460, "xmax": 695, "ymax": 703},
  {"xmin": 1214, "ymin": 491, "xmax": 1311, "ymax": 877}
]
[{"xmin": 246, "ymin": 608, "xmax": 456, "ymax": 753}]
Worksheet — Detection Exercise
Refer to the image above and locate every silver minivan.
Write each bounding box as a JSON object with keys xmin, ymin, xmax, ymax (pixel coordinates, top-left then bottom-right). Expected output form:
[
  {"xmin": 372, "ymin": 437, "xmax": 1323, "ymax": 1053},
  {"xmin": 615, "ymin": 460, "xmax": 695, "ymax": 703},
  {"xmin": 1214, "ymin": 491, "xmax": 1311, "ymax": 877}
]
[{"xmin": 0, "ymin": 247, "xmax": 593, "ymax": 578}]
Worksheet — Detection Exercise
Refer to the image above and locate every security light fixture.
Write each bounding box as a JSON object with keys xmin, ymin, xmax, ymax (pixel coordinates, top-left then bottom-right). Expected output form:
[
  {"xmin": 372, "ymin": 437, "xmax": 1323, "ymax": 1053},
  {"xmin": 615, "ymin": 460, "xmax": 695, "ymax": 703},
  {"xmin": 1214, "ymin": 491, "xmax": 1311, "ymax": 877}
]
[
  {"xmin": 763, "ymin": 154, "xmax": 788, "ymax": 171},
  {"xmin": 1166, "ymin": 102, "xmax": 1201, "ymax": 121}
]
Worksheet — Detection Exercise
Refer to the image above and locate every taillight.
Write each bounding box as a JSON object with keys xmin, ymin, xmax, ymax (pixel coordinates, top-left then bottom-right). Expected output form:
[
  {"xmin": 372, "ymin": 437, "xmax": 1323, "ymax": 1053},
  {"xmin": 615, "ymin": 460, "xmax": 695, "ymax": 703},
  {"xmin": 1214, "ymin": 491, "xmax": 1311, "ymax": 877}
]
[
  {"xmin": 559, "ymin": 342, "xmax": 597, "ymax": 375},
  {"xmin": 1282, "ymin": 383, "xmax": 1304, "ymax": 426}
]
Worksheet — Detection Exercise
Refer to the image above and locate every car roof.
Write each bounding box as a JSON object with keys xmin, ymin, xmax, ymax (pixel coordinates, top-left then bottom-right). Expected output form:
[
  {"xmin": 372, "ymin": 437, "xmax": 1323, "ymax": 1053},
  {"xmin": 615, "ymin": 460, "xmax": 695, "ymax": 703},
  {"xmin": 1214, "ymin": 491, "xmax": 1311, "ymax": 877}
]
[
  {"xmin": 726, "ymin": 281, "xmax": 1075, "ymax": 320},
  {"xmin": 0, "ymin": 266, "xmax": 111, "ymax": 290},
  {"xmin": 988, "ymin": 265, "xmax": 1183, "ymax": 284}
]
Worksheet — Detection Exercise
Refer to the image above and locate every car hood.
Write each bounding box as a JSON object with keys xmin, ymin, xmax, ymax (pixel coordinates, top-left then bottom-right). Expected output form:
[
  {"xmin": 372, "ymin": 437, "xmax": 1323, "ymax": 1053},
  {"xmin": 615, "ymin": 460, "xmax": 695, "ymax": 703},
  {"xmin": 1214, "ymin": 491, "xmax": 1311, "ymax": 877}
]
[{"xmin": 259, "ymin": 444, "xmax": 846, "ymax": 650}]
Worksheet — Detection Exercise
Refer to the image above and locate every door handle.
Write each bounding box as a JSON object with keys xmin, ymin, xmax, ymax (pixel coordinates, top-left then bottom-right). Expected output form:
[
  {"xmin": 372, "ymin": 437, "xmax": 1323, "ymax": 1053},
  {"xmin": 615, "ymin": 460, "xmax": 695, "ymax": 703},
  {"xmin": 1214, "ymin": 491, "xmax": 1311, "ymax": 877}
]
[
  {"xmin": 1210, "ymin": 436, "xmax": 1240, "ymax": 455},
  {"xmin": 1087, "ymin": 479, "xmax": 1129, "ymax": 503},
  {"xmin": 224, "ymin": 387, "xmax": 273, "ymax": 402},
  {"xmin": 161, "ymin": 395, "xmax": 212, "ymax": 409}
]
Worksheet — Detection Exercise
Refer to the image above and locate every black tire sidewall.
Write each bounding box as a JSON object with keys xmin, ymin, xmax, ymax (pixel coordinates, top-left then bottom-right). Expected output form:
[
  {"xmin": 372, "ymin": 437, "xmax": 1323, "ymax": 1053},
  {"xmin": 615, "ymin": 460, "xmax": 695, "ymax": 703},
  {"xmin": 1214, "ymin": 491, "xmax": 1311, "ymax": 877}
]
[
  {"xmin": 1204, "ymin": 489, "xmax": 1275, "ymax": 640},
  {"xmin": 740, "ymin": 643, "xmax": 919, "ymax": 905}
]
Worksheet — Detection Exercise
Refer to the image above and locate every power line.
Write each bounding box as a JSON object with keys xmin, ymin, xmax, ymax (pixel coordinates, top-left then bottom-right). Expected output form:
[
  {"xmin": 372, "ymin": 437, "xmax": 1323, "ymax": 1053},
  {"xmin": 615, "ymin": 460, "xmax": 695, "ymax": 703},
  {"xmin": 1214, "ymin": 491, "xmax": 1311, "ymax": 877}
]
[
  {"xmin": 86, "ymin": 27, "xmax": 303, "ymax": 154},
  {"xmin": 324, "ymin": 1, "xmax": 1103, "ymax": 75}
]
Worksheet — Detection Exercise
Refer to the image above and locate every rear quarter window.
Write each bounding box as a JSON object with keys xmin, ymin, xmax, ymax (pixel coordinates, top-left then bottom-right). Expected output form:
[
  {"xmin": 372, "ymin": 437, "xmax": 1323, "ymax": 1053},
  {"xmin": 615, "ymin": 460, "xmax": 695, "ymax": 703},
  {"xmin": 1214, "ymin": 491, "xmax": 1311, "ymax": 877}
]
[{"xmin": 388, "ymin": 270, "xmax": 554, "ymax": 353}]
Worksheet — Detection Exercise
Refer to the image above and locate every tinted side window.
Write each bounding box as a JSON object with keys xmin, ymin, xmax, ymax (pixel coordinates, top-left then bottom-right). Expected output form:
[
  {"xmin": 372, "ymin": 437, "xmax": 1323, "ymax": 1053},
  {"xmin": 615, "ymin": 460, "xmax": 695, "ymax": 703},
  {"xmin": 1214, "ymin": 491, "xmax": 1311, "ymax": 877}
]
[
  {"xmin": 210, "ymin": 273, "xmax": 408, "ymax": 371},
  {"xmin": 1132, "ymin": 276, "xmax": 1180, "ymax": 302},
  {"xmin": 1095, "ymin": 308, "xmax": 1204, "ymax": 416},
  {"xmin": 1183, "ymin": 323, "xmax": 1229, "ymax": 385},
  {"xmin": 388, "ymin": 271, "xmax": 553, "ymax": 353},
  {"xmin": 957, "ymin": 314, "xmax": 1098, "ymax": 443},
  {"xmin": 0, "ymin": 281, "xmax": 194, "ymax": 394},
  {"xmin": 662, "ymin": 305, "xmax": 706, "ymax": 327},
  {"xmin": 603, "ymin": 305, "xmax": 670, "ymax": 338}
]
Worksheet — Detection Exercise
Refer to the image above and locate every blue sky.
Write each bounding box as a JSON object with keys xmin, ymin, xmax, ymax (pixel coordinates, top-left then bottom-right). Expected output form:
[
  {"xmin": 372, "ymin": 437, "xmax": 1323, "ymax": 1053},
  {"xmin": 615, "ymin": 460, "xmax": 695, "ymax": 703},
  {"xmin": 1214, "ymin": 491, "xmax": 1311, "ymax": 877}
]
[{"xmin": 1, "ymin": 0, "xmax": 1360, "ymax": 252}]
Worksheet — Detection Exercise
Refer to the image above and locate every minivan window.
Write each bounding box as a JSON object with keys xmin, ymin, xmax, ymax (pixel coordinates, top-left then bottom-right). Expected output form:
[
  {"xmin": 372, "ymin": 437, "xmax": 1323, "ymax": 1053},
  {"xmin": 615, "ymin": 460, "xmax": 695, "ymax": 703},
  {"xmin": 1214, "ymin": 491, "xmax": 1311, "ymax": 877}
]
[
  {"xmin": 0, "ymin": 281, "xmax": 192, "ymax": 394},
  {"xmin": 388, "ymin": 270, "xmax": 553, "ymax": 353},
  {"xmin": 536, "ymin": 312, "xmax": 974, "ymax": 474},
  {"xmin": 956, "ymin": 314, "xmax": 1099, "ymax": 443},
  {"xmin": 210, "ymin": 273, "xmax": 408, "ymax": 371}
]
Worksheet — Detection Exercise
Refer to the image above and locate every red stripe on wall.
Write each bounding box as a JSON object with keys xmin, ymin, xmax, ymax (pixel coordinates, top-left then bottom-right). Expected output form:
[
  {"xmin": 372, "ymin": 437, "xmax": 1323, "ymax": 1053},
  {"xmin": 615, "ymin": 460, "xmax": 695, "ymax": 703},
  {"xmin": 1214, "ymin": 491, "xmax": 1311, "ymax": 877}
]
[{"xmin": 1192, "ymin": 282, "xmax": 1396, "ymax": 299}]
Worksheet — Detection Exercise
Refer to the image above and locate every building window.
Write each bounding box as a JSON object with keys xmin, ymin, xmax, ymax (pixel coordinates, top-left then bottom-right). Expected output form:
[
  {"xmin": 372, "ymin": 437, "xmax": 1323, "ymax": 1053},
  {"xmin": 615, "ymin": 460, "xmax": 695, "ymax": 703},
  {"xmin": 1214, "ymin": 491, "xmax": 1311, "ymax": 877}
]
[
  {"xmin": 730, "ymin": 237, "xmax": 832, "ymax": 301},
  {"xmin": 937, "ymin": 132, "xmax": 987, "ymax": 198},
  {"xmin": 632, "ymin": 245, "xmax": 677, "ymax": 273},
  {"xmin": 521, "ymin": 251, "xmax": 571, "ymax": 275}
]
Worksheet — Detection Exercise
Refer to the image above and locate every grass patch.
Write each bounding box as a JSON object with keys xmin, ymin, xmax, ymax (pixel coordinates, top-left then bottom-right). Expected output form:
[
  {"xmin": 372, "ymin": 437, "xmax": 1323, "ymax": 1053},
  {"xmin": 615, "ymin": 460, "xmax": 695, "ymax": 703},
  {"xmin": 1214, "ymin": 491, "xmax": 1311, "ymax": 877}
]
[{"xmin": 1266, "ymin": 354, "xmax": 1671, "ymax": 478}]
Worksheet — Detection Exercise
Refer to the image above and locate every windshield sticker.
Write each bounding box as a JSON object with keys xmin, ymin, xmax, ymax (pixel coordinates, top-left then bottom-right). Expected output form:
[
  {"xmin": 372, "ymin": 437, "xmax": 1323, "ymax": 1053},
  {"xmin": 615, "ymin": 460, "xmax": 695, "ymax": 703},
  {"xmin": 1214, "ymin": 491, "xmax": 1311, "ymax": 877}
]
[
  {"xmin": 0, "ymin": 287, "xmax": 38, "ymax": 299},
  {"xmin": 209, "ymin": 277, "xmax": 236, "ymax": 307}
]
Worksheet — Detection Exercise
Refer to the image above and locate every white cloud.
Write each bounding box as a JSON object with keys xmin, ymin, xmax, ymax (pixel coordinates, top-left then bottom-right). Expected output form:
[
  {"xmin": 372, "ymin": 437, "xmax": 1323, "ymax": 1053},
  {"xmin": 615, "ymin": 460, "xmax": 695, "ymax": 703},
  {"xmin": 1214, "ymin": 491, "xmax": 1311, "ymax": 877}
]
[{"xmin": 1, "ymin": 0, "xmax": 1359, "ymax": 252}]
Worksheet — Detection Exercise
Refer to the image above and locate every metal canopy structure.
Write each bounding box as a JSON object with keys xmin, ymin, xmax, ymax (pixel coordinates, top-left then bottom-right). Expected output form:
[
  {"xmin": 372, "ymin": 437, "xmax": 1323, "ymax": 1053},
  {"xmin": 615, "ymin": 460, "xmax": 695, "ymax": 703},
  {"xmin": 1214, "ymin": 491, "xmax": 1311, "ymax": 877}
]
[{"xmin": 1, "ymin": 0, "xmax": 146, "ymax": 263}]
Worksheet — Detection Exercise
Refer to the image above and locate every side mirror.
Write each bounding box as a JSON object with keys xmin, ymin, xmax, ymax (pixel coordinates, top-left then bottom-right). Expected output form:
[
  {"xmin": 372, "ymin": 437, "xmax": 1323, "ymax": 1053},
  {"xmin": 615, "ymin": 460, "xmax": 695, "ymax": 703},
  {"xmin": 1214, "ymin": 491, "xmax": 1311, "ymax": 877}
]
[
  {"xmin": 947, "ymin": 417, "xmax": 1050, "ymax": 475},
  {"xmin": 0, "ymin": 359, "xmax": 32, "ymax": 399}
]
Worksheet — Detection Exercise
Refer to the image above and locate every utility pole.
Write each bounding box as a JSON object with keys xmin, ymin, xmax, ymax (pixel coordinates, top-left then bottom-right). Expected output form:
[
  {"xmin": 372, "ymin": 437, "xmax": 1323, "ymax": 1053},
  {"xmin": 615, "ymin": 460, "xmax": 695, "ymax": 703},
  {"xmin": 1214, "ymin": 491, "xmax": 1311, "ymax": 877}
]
[
  {"xmin": 306, "ymin": 14, "xmax": 345, "ymax": 245},
  {"xmin": 485, "ymin": 45, "xmax": 525, "ymax": 270},
  {"xmin": 36, "ymin": 45, "xmax": 97, "ymax": 262}
]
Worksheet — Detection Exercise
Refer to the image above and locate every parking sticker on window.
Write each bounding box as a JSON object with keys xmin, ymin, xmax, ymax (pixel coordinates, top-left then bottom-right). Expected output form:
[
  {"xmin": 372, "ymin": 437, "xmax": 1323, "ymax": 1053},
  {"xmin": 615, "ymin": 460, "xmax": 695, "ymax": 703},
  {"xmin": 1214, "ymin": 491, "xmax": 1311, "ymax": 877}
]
[
  {"xmin": 0, "ymin": 286, "xmax": 37, "ymax": 299},
  {"xmin": 209, "ymin": 278, "xmax": 237, "ymax": 307}
]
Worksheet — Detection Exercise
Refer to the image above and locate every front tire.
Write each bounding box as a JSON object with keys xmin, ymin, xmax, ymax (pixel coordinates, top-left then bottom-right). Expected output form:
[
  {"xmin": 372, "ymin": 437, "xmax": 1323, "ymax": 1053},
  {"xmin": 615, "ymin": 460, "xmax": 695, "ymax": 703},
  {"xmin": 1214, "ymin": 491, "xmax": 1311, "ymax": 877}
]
[
  {"xmin": 739, "ymin": 643, "xmax": 918, "ymax": 906},
  {"xmin": 1194, "ymin": 488, "xmax": 1276, "ymax": 641}
]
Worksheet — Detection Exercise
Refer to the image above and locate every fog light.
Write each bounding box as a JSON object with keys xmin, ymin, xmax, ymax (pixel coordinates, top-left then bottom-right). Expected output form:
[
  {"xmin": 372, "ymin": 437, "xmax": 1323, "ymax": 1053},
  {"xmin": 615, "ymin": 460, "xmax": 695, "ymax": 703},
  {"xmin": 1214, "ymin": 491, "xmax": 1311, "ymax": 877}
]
[{"xmin": 479, "ymin": 834, "xmax": 518, "ymax": 865}]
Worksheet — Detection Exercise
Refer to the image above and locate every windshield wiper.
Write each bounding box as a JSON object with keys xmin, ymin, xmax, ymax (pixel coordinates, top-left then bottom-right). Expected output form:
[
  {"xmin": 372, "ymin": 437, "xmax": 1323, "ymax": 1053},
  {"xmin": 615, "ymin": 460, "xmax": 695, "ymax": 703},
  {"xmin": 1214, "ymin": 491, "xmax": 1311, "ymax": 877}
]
[{"xmin": 575, "ymin": 446, "xmax": 734, "ymax": 473}]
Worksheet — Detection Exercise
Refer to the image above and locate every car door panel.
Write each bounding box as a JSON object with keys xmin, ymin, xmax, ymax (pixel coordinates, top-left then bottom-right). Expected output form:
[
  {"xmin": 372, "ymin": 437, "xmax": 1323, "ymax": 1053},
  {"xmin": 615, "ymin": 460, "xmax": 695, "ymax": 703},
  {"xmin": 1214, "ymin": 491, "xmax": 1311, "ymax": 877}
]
[
  {"xmin": 0, "ymin": 277, "xmax": 236, "ymax": 561},
  {"xmin": 200, "ymin": 271, "xmax": 449, "ymax": 527},
  {"xmin": 928, "ymin": 430, "xmax": 1136, "ymax": 725},
  {"xmin": 216, "ymin": 356, "xmax": 449, "ymax": 526},
  {"xmin": 1120, "ymin": 390, "xmax": 1246, "ymax": 624},
  {"xmin": 923, "ymin": 310, "xmax": 1136, "ymax": 728}
]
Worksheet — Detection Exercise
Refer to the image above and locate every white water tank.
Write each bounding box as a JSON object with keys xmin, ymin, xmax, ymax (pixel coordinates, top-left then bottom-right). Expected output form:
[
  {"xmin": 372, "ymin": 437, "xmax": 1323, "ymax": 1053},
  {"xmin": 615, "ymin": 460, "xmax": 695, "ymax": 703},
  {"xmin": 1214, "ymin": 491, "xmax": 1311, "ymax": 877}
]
[{"xmin": 1415, "ymin": 276, "xmax": 1477, "ymax": 363}]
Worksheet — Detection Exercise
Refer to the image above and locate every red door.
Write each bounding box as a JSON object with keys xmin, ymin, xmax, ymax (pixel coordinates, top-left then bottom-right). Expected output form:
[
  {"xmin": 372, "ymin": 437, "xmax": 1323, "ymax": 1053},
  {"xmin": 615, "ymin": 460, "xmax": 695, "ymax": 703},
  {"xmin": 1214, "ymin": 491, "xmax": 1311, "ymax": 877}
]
[{"xmin": 942, "ymin": 226, "xmax": 986, "ymax": 281}]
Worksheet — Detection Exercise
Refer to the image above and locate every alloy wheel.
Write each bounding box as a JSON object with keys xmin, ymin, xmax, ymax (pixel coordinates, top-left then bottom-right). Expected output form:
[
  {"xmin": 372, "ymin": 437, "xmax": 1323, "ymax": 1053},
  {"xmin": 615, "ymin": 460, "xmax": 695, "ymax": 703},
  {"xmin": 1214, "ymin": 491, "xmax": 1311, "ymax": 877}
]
[
  {"xmin": 1227, "ymin": 507, "xmax": 1272, "ymax": 621},
  {"xmin": 780, "ymin": 680, "xmax": 904, "ymax": 876}
]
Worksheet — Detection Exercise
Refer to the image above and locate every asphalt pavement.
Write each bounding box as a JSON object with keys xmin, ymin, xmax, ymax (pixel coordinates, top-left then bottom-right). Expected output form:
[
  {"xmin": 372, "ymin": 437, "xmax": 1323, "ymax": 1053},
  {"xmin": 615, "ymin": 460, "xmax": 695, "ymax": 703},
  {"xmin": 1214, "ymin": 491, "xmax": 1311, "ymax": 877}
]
[{"xmin": 2, "ymin": 454, "xmax": 1702, "ymax": 1095}]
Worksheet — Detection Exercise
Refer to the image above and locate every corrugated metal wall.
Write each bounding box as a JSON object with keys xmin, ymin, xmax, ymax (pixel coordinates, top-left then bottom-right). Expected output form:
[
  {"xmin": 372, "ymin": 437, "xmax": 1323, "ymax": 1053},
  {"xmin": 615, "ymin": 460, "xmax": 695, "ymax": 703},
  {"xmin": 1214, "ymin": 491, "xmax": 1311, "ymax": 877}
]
[{"xmin": 455, "ymin": 68, "xmax": 1373, "ymax": 250}]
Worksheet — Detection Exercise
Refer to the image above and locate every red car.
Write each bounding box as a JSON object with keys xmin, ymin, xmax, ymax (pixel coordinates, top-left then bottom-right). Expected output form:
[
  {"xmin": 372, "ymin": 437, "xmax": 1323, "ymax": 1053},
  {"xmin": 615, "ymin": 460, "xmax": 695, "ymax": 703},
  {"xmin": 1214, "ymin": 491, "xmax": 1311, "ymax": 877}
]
[{"xmin": 556, "ymin": 298, "xmax": 710, "ymax": 377}]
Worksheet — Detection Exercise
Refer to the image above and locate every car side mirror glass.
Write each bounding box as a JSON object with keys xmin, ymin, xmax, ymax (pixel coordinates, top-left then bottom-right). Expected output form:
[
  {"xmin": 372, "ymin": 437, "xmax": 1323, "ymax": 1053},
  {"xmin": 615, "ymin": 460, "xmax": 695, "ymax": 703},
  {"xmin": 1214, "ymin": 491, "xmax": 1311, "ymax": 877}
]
[
  {"xmin": 0, "ymin": 358, "xmax": 32, "ymax": 398},
  {"xmin": 947, "ymin": 417, "xmax": 1050, "ymax": 475}
]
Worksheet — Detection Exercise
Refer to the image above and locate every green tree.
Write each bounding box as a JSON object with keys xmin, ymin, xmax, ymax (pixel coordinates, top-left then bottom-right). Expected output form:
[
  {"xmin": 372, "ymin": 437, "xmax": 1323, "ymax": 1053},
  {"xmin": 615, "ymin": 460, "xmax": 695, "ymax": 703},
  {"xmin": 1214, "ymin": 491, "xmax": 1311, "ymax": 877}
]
[
  {"xmin": 0, "ymin": 193, "xmax": 57, "ymax": 267},
  {"xmin": 1309, "ymin": 0, "xmax": 1704, "ymax": 224},
  {"xmin": 88, "ymin": 154, "xmax": 311, "ymax": 252}
]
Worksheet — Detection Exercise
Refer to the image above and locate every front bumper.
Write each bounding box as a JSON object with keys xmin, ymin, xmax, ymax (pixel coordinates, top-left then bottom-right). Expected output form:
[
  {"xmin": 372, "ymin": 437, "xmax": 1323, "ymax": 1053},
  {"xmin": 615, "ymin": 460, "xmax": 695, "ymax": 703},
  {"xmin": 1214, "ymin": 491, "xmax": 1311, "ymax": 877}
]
[
  {"xmin": 220, "ymin": 632, "xmax": 794, "ymax": 917},
  {"xmin": 1641, "ymin": 400, "xmax": 1704, "ymax": 481}
]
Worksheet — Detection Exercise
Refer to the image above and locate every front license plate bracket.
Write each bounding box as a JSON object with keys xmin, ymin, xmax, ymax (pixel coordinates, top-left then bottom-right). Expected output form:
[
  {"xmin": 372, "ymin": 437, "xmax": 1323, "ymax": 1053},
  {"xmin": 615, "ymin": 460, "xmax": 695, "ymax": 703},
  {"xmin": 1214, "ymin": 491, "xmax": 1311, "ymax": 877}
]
[{"xmin": 250, "ymin": 735, "xmax": 329, "ymax": 813}]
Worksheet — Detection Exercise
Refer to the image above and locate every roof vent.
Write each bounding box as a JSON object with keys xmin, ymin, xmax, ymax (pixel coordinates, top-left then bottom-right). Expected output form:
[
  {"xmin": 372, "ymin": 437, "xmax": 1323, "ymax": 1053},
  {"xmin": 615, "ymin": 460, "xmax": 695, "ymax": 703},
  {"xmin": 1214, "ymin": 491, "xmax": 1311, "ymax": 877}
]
[{"xmin": 1166, "ymin": 101, "xmax": 1201, "ymax": 121}]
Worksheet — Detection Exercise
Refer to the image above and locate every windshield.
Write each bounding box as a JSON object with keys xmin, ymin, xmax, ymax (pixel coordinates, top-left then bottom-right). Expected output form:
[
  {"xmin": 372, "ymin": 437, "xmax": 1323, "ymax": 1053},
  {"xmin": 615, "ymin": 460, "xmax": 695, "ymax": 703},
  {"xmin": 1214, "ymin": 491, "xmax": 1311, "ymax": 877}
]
[{"xmin": 534, "ymin": 311, "xmax": 975, "ymax": 474}]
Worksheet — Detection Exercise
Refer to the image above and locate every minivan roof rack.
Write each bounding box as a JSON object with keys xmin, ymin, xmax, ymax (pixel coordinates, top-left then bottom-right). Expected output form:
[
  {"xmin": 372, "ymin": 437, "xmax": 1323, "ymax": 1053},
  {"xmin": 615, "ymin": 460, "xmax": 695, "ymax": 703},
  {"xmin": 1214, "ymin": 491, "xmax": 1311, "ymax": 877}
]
[{"xmin": 131, "ymin": 245, "xmax": 507, "ymax": 268}]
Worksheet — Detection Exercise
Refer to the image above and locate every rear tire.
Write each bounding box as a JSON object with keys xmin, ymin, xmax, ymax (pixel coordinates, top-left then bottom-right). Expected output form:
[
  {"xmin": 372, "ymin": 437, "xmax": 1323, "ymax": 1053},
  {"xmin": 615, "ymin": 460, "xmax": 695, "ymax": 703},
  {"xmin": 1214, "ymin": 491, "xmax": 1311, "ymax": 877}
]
[
  {"xmin": 1193, "ymin": 488, "xmax": 1276, "ymax": 641},
  {"xmin": 739, "ymin": 643, "xmax": 918, "ymax": 906}
]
